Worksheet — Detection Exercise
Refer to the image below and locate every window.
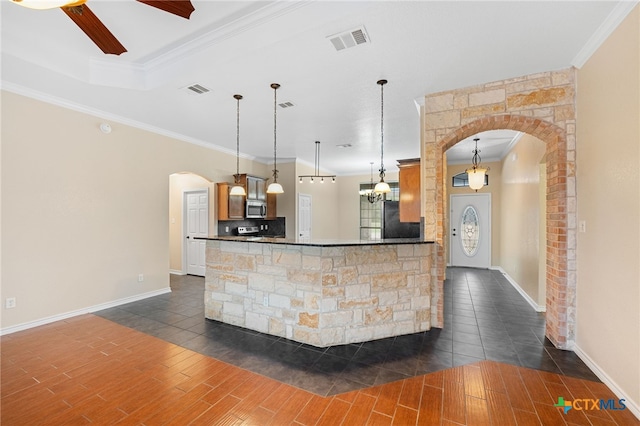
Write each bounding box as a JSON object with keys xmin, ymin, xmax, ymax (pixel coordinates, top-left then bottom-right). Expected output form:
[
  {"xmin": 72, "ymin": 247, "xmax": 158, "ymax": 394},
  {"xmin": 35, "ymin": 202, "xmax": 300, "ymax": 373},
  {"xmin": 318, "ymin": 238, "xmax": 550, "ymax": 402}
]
[
  {"xmin": 461, "ymin": 206, "xmax": 480, "ymax": 256},
  {"xmin": 359, "ymin": 182, "xmax": 399, "ymax": 240},
  {"xmin": 452, "ymin": 172, "xmax": 489, "ymax": 188}
]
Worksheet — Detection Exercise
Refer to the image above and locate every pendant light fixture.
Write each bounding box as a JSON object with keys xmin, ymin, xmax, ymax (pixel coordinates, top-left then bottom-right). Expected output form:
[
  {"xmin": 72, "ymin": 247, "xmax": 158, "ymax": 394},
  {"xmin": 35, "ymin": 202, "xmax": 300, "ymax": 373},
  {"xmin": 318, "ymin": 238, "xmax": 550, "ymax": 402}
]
[
  {"xmin": 10, "ymin": 0, "xmax": 85, "ymax": 10},
  {"xmin": 359, "ymin": 162, "xmax": 382, "ymax": 203},
  {"xmin": 374, "ymin": 79, "xmax": 391, "ymax": 194},
  {"xmin": 230, "ymin": 94, "xmax": 247, "ymax": 196},
  {"xmin": 465, "ymin": 137, "xmax": 489, "ymax": 191},
  {"xmin": 298, "ymin": 141, "xmax": 336, "ymax": 184},
  {"xmin": 266, "ymin": 83, "xmax": 284, "ymax": 194}
]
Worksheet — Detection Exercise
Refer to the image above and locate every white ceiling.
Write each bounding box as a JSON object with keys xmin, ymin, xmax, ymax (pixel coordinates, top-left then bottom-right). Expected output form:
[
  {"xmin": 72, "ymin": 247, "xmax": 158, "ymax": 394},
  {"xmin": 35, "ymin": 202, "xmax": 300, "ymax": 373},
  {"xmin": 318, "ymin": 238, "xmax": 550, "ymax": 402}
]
[{"xmin": 1, "ymin": 1, "xmax": 631, "ymax": 175}]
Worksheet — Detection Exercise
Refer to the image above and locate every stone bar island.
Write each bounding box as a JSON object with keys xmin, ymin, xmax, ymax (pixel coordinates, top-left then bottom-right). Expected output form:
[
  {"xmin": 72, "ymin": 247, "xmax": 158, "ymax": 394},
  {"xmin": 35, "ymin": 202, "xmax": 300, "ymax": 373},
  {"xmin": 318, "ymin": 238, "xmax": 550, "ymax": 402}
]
[{"xmin": 201, "ymin": 237, "xmax": 436, "ymax": 347}]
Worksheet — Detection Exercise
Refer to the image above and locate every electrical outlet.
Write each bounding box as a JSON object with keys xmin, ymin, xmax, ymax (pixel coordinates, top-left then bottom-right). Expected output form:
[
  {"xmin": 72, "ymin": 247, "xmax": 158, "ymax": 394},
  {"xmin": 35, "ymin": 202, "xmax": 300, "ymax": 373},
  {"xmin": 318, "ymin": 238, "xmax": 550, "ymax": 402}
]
[
  {"xmin": 225, "ymin": 226, "xmax": 229, "ymax": 232},
  {"xmin": 263, "ymin": 295, "xmax": 268, "ymax": 306},
  {"xmin": 5, "ymin": 297, "xmax": 16, "ymax": 309},
  {"xmin": 138, "ymin": 274, "xmax": 144, "ymax": 282},
  {"xmin": 579, "ymin": 220, "xmax": 586, "ymax": 233}
]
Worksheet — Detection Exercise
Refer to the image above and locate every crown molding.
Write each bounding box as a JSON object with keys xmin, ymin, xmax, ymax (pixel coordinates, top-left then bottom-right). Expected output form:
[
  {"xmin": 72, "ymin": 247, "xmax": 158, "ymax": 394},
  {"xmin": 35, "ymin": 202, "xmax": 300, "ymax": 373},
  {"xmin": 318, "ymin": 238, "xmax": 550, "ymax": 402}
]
[
  {"xmin": 88, "ymin": 1, "xmax": 312, "ymax": 89},
  {"xmin": 1, "ymin": 82, "xmax": 260, "ymax": 162},
  {"xmin": 572, "ymin": 1, "xmax": 639, "ymax": 68}
]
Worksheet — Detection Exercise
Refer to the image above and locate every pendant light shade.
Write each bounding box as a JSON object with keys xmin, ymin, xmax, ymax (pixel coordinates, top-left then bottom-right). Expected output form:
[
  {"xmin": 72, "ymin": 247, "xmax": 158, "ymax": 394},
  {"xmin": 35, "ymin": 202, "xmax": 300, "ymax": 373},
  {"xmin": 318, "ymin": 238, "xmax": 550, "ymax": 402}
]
[
  {"xmin": 229, "ymin": 185, "xmax": 246, "ymax": 195},
  {"xmin": 465, "ymin": 138, "xmax": 489, "ymax": 191},
  {"xmin": 374, "ymin": 79, "xmax": 391, "ymax": 194},
  {"xmin": 267, "ymin": 182, "xmax": 283, "ymax": 194},
  {"xmin": 374, "ymin": 180, "xmax": 391, "ymax": 193},
  {"xmin": 267, "ymin": 83, "xmax": 284, "ymax": 194},
  {"xmin": 230, "ymin": 94, "xmax": 247, "ymax": 196},
  {"xmin": 467, "ymin": 168, "xmax": 487, "ymax": 191},
  {"xmin": 10, "ymin": 0, "xmax": 85, "ymax": 10}
]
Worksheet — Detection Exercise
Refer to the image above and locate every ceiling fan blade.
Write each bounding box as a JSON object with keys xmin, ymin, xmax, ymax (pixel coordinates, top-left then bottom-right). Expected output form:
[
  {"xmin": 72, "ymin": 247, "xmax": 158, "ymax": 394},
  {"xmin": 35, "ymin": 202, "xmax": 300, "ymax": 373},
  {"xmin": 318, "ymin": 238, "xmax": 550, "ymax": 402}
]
[
  {"xmin": 61, "ymin": 4, "xmax": 126, "ymax": 55},
  {"xmin": 136, "ymin": 0, "xmax": 195, "ymax": 19}
]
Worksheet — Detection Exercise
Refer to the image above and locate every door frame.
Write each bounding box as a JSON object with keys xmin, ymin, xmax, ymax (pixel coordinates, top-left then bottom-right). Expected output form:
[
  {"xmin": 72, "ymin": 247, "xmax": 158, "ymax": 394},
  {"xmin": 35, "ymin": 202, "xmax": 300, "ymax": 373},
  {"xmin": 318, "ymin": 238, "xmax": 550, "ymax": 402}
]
[
  {"xmin": 182, "ymin": 188, "xmax": 209, "ymax": 275},
  {"xmin": 449, "ymin": 193, "xmax": 491, "ymax": 268}
]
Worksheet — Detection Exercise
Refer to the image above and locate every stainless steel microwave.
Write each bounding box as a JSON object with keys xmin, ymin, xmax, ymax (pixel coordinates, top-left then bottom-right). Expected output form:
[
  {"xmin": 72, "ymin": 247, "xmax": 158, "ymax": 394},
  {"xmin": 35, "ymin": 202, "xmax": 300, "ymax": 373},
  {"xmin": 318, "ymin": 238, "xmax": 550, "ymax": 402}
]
[{"xmin": 246, "ymin": 200, "xmax": 267, "ymax": 218}]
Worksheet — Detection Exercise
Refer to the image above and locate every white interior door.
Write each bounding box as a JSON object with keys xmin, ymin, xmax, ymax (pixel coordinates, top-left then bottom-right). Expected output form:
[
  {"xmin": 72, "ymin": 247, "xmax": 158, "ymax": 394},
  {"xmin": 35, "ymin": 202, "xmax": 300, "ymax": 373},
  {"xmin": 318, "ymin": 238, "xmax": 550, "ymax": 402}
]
[
  {"xmin": 450, "ymin": 193, "xmax": 491, "ymax": 268},
  {"xmin": 185, "ymin": 190, "xmax": 208, "ymax": 276},
  {"xmin": 298, "ymin": 193, "xmax": 312, "ymax": 242}
]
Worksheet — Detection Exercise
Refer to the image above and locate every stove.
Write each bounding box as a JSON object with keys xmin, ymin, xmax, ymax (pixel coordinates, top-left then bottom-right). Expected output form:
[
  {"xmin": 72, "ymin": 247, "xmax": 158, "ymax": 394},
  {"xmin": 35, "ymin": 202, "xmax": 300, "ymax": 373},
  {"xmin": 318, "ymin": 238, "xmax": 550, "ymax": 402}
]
[{"xmin": 236, "ymin": 226, "xmax": 260, "ymax": 236}]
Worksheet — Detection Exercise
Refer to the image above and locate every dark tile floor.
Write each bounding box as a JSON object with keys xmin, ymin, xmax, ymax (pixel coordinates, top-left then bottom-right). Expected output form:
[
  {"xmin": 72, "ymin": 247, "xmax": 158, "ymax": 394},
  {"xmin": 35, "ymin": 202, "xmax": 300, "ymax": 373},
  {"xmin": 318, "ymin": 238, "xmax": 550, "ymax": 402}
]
[{"xmin": 95, "ymin": 267, "xmax": 599, "ymax": 397}]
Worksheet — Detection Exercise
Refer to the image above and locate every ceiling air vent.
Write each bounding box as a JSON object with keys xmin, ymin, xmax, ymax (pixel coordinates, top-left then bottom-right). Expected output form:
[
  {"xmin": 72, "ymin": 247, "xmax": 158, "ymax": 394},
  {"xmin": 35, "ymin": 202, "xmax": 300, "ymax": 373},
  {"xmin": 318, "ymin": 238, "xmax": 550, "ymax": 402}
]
[
  {"xmin": 278, "ymin": 102, "xmax": 294, "ymax": 109},
  {"xmin": 328, "ymin": 26, "xmax": 369, "ymax": 51},
  {"xmin": 181, "ymin": 83, "xmax": 211, "ymax": 95}
]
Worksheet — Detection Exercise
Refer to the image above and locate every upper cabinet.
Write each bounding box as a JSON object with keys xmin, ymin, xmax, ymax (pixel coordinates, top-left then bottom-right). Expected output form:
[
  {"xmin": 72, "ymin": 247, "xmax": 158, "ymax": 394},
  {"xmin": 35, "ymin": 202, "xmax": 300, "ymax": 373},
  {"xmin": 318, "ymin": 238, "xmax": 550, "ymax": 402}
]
[
  {"xmin": 217, "ymin": 174, "xmax": 276, "ymax": 220},
  {"xmin": 242, "ymin": 175, "xmax": 267, "ymax": 202},
  {"xmin": 216, "ymin": 182, "xmax": 244, "ymax": 220},
  {"xmin": 397, "ymin": 158, "xmax": 421, "ymax": 223}
]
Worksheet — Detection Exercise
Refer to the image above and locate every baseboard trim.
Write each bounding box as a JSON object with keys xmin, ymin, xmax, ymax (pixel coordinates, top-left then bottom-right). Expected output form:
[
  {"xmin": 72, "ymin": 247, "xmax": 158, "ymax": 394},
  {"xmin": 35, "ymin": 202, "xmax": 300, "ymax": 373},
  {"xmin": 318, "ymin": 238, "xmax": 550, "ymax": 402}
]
[
  {"xmin": 573, "ymin": 344, "xmax": 640, "ymax": 420},
  {"xmin": 490, "ymin": 266, "xmax": 546, "ymax": 312},
  {"xmin": 170, "ymin": 269, "xmax": 186, "ymax": 275},
  {"xmin": 0, "ymin": 287, "xmax": 171, "ymax": 336}
]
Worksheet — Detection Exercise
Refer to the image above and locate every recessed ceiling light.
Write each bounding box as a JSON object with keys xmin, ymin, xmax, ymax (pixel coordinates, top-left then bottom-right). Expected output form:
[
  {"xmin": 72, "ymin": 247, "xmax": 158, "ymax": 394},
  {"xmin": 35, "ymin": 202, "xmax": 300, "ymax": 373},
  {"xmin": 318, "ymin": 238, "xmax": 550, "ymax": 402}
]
[{"xmin": 336, "ymin": 144, "xmax": 352, "ymax": 148}]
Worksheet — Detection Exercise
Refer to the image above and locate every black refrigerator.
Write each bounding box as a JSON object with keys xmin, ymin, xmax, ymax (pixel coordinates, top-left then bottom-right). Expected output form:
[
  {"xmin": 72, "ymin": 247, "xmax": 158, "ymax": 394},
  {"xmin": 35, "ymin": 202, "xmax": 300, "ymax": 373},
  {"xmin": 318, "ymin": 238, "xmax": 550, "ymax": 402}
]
[{"xmin": 382, "ymin": 201, "xmax": 421, "ymax": 239}]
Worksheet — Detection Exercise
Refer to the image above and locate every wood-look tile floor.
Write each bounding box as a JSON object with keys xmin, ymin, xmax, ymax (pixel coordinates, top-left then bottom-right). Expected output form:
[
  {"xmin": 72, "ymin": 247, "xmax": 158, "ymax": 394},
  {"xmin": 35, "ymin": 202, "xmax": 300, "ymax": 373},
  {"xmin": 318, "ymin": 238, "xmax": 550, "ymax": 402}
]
[
  {"xmin": 94, "ymin": 269, "xmax": 601, "ymax": 397},
  {"xmin": 2, "ymin": 314, "xmax": 637, "ymax": 425}
]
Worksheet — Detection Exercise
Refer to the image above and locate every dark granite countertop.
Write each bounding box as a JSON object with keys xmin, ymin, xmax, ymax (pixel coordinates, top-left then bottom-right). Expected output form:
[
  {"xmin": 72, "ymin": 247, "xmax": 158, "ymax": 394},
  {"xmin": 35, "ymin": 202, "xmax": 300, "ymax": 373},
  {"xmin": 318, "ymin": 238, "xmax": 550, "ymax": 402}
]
[{"xmin": 195, "ymin": 235, "xmax": 434, "ymax": 247}]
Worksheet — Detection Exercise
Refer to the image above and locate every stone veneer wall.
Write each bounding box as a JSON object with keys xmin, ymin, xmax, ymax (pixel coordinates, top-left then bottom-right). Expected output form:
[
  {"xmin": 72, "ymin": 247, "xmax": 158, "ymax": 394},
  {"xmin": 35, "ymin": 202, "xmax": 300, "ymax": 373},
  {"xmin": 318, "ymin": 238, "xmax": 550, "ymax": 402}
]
[
  {"xmin": 205, "ymin": 240, "xmax": 435, "ymax": 347},
  {"xmin": 423, "ymin": 68, "xmax": 576, "ymax": 349}
]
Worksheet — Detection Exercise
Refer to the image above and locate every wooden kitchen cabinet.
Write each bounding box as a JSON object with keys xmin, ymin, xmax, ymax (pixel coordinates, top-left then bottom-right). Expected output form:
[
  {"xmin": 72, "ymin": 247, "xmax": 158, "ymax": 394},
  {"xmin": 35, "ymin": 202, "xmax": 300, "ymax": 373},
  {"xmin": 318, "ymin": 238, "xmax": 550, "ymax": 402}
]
[
  {"xmin": 266, "ymin": 191, "xmax": 277, "ymax": 219},
  {"xmin": 217, "ymin": 176, "xmax": 276, "ymax": 220},
  {"xmin": 217, "ymin": 182, "xmax": 244, "ymax": 220},
  {"xmin": 239, "ymin": 175, "xmax": 267, "ymax": 202},
  {"xmin": 397, "ymin": 158, "xmax": 421, "ymax": 223}
]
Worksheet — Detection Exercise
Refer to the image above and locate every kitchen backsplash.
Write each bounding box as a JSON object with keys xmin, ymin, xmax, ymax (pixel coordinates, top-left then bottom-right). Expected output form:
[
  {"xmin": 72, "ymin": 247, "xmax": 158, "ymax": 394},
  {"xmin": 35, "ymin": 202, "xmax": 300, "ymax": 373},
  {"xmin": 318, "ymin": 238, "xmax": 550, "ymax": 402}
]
[{"xmin": 217, "ymin": 217, "xmax": 286, "ymax": 237}]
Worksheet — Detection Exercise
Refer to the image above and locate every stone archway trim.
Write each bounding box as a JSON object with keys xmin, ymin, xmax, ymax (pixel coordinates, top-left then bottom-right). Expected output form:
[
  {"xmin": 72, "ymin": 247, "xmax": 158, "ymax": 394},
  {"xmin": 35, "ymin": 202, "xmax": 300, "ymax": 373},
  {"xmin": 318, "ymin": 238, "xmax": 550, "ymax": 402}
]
[{"xmin": 422, "ymin": 69, "xmax": 577, "ymax": 350}]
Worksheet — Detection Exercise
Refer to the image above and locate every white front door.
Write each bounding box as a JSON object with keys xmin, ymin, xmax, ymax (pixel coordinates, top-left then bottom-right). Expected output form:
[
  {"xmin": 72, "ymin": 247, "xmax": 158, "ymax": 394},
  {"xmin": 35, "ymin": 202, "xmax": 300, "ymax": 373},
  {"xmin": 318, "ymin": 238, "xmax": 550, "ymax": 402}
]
[
  {"xmin": 185, "ymin": 190, "xmax": 208, "ymax": 276},
  {"xmin": 450, "ymin": 193, "xmax": 491, "ymax": 268},
  {"xmin": 298, "ymin": 193, "xmax": 312, "ymax": 242}
]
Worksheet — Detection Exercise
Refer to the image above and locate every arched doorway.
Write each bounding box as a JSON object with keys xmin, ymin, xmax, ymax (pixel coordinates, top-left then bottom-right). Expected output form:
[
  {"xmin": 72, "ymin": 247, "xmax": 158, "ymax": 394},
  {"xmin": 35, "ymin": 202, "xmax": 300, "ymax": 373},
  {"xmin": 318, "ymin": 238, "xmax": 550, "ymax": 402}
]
[{"xmin": 423, "ymin": 69, "xmax": 577, "ymax": 350}]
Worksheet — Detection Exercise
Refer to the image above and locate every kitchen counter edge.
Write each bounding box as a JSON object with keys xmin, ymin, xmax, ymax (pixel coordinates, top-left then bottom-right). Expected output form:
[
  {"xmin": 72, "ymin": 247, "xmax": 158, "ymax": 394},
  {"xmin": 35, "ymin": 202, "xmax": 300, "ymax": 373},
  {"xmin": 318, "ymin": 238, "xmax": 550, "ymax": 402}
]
[{"xmin": 195, "ymin": 236, "xmax": 435, "ymax": 247}]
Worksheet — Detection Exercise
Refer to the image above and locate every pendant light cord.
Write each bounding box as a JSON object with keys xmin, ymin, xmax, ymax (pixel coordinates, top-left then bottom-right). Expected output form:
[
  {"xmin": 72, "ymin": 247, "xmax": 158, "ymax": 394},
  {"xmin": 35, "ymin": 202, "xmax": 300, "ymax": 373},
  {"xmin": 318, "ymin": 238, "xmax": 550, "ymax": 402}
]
[
  {"xmin": 235, "ymin": 95, "xmax": 241, "ymax": 183},
  {"xmin": 272, "ymin": 83, "xmax": 279, "ymax": 183},
  {"xmin": 231, "ymin": 94, "xmax": 244, "ymax": 187},
  {"xmin": 380, "ymin": 81, "xmax": 384, "ymax": 177},
  {"xmin": 315, "ymin": 140, "xmax": 320, "ymax": 176},
  {"xmin": 378, "ymin": 79, "xmax": 387, "ymax": 181}
]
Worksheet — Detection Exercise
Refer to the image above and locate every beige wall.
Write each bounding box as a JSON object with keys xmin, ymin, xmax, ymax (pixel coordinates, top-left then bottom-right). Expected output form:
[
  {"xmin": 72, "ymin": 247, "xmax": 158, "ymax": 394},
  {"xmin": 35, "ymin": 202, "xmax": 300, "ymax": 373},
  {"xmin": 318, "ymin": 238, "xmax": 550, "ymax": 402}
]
[
  {"xmin": 576, "ymin": 4, "xmax": 640, "ymax": 409},
  {"xmin": 0, "ymin": 91, "xmax": 264, "ymax": 329},
  {"xmin": 499, "ymin": 134, "xmax": 546, "ymax": 306},
  {"xmin": 0, "ymin": 91, "xmax": 378, "ymax": 331},
  {"xmin": 445, "ymin": 160, "xmax": 502, "ymax": 265},
  {"xmin": 294, "ymin": 161, "xmax": 340, "ymax": 239},
  {"xmin": 272, "ymin": 161, "xmax": 296, "ymax": 239},
  {"xmin": 168, "ymin": 173, "xmax": 215, "ymax": 273},
  {"xmin": 168, "ymin": 158, "xmax": 270, "ymax": 272},
  {"xmin": 337, "ymin": 174, "xmax": 368, "ymax": 240},
  {"xmin": 445, "ymin": 135, "xmax": 546, "ymax": 308}
]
